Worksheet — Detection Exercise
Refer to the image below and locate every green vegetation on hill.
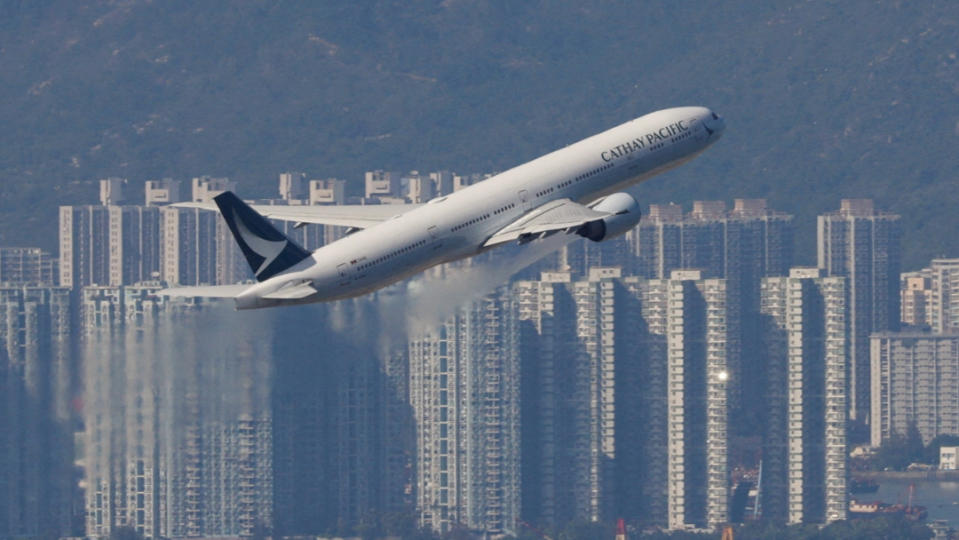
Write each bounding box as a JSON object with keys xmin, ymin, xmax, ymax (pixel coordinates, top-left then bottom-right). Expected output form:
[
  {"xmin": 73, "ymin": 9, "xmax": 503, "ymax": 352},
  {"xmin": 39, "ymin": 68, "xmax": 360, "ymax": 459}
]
[{"xmin": 0, "ymin": 1, "xmax": 957, "ymax": 269}]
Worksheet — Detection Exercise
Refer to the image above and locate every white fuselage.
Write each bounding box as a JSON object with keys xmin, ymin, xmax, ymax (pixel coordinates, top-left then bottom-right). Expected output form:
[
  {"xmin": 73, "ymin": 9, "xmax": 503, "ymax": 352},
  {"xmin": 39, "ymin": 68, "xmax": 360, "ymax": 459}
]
[{"xmin": 235, "ymin": 106, "xmax": 725, "ymax": 309}]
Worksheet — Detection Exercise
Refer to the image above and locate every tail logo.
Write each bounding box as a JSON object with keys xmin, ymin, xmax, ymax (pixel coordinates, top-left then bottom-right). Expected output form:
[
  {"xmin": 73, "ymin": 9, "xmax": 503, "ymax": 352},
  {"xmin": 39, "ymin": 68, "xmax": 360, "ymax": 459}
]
[
  {"xmin": 232, "ymin": 207, "xmax": 288, "ymax": 275},
  {"xmin": 213, "ymin": 191, "xmax": 311, "ymax": 282}
]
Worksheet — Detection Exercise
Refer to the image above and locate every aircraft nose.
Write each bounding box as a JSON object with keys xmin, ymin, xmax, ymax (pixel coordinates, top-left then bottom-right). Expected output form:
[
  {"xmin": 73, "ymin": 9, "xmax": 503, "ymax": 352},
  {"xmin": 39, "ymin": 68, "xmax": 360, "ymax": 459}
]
[{"xmin": 704, "ymin": 110, "xmax": 725, "ymax": 138}]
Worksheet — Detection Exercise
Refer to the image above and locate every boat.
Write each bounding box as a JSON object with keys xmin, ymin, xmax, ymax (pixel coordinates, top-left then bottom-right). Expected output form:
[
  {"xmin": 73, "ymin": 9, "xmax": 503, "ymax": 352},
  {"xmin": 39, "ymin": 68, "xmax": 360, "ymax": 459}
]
[{"xmin": 850, "ymin": 478, "xmax": 880, "ymax": 494}]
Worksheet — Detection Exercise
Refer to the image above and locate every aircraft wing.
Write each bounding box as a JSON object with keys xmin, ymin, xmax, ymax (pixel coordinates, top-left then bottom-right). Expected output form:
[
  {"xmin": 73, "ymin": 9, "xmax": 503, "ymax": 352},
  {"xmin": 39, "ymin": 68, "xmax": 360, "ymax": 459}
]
[
  {"xmin": 173, "ymin": 201, "xmax": 421, "ymax": 229},
  {"xmin": 483, "ymin": 198, "xmax": 613, "ymax": 248}
]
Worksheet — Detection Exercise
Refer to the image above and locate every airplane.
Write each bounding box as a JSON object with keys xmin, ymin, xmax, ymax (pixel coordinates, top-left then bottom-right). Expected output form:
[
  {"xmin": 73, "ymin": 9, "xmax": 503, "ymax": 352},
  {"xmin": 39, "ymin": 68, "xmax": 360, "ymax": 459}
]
[{"xmin": 160, "ymin": 106, "xmax": 725, "ymax": 309}]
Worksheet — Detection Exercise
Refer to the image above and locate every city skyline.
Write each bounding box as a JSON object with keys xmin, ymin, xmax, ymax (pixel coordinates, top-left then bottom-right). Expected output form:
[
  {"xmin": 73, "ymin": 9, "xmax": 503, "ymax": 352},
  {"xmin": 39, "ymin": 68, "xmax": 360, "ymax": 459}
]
[{"xmin": 1, "ymin": 174, "xmax": 956, "ymax": 538}]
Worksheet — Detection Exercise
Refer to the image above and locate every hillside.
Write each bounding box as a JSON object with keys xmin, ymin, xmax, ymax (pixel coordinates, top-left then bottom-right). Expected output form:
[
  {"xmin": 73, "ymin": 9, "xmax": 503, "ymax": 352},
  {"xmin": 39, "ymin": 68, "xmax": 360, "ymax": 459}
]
[{"xmin": 0, "ymin": 1, "xmax": 956, "ymax": 268}]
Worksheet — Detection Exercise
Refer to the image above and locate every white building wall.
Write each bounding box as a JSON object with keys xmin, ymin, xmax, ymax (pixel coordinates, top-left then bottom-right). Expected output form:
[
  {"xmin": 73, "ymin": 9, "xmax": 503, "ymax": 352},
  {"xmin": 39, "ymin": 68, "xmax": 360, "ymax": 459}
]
[
  {"xmin": 871, "ymin": 333, "xmax": 959, "ymax": 447},
  {"xmin": 410, "ymin": 288, "xmax": 519, "ymax": 536},
  {"xmin": 761, "ymin": 271, "xmax": 847, "ymax": 524},
  {"xmin": 663, "ymin": 270, "xmax": 730, "ymax": 530},
  {"xmin": 81, "ymin": 285, "xmax": 272, "ymax": 538}
]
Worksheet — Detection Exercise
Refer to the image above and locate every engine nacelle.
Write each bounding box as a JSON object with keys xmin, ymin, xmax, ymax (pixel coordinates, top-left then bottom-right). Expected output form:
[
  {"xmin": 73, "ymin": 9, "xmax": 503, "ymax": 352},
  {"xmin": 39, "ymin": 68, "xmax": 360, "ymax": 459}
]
[{"xmin": 577, "ymin": 192, "xmax": 642, "ymax": 242}]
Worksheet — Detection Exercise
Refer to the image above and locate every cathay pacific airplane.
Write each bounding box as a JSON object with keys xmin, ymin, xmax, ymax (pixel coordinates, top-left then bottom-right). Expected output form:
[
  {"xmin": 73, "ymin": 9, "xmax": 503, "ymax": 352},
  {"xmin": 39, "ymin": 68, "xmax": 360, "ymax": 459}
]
[{"xmin": 161, "ymin": 106, "xmax": 724, "ymax": 309}]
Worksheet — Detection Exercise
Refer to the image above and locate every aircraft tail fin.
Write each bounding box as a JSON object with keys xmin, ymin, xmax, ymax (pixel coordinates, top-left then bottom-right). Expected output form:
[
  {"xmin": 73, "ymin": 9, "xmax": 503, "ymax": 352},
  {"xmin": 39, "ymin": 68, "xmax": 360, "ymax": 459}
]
[{"xmin": 213, "ymin": 191, "xmax": 312, "ymax": 281}]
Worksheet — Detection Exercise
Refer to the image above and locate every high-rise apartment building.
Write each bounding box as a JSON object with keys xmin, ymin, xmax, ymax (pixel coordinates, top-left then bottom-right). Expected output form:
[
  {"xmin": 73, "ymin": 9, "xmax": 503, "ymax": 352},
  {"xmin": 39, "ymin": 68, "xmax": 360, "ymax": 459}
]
[
  {"xmin": 760, "ymin": 268, "xmax": 847, "ymax": 524},
  {"xmin": 430, "ymin": 171, "xmax": 455, "ymax": 196},
  {"xmin": 80, "ymin": 284, "xmax": 272, "ymax": 538},
  {"xmin": 901, "ymin": 272, "xmax": 933, "ymax": 329},
  {"xmin": 191, "ymin": 176, "xmax": 236, "ymax": 203},
  {"xmin": 627, "ymin": 199, "xmax": 792, "ymax": 421},
  {"xmin": 515, "ymin": 268, "xmax": 648, "ymax": 527},
  {"xmin": 0, "ymin": 247, "xmax": 57, "ymax": 285},
  {"xmin": 278, "ymin": 172, "xmax": 308, "ymax": 201},
  {"xmin": 818, "ymin": 199, "xmax": 901, "ymax": 422},
  {"xmin": 60, "ymin": 205, "xmax": 160, "ymax": 287},
  {"xmin": 404, "ymin": 171, "xmax": 436, "ymax": 203},
  {"xmin": 724, "ymin": 199, "xmax": 794, "ymax": 422},
  {"xmin": 626, "ymin": 203, "xmax": 683, "ymax": 279},
  {"xmin": 870, "ymin": 332, "xmax": 959, "ymax": 447},
  {"xmin": 901, "ymin": 259, "xmax": 959, "ymax": 333},
  {"xmin": 100, "ymin": 177, "xmax": 128, "ymax": 205},
  {"xmin": 59, "ymin": 205, "xmax": 110, "ymax": 288},
  {"xmin": 516, "ymin": 267, "xmax": 734, "ymax": 531},
  {"xmin": 144, "ymin": 179, "xmax": 183, "ymax": 206},
  {"xmin": 661, "ymin": 270, "xmax": 731, "ymax": 530},
  {"xmin": 558, "ymin": 237, "xmax": 630, "ymax": 278},
  {"xmin": 409, "ymin": 288, "xmax": 520, "ymax": 536},
  {"xmin": 308, "ymin": 179, "xmax": 347, "ymax": 205},
  {"xmin": 627, "ymin": 199, "xmax": 793, "ymax": 281},
  {"xmin": 0, "ymin": 286, "xmax": 78, "ymax": 538},
  {"xmin": 108, "ymin": 206, "xmax": 161, "ymax": 285},
  {"xmin": 929, "ymin": 259, "xmax": 959, "ymax": 333},
  {"xmin": 453, "ymin": 173, "xmax": 494, "ymax": 192},
  {"xmin": 680, "ymin": 201, "xmax": 727, "ymax": 277},
  {"xmin": 159, "ymin": 207, "xmax": 219, "ymax": 286},
  {"xmin": 514, "ymin": 271, "xmax": 580, "ymax": 528},
  {"xmin": 271, "ymin": 298, "xmax": 412, "ymax": 536},
  {"xmin": 365, "ymin": 170, "xmax": 402, "ymax": 199}
]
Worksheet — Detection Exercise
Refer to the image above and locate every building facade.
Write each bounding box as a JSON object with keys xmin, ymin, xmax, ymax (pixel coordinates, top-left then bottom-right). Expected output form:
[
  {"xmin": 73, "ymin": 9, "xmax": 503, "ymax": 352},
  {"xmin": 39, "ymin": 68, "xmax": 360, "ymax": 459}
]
[
  {"xmin": 626, "ymin": 203, "xmax": 683, "ymax": 279},
  {"xmin": 760, "ymin": 268, "xmax": 847, "ymax": 524},
  {"xmin": 60, "ymin": 205, "xmax": 161, "ymax": 287},
  {"xmin": 409, "ymin": 288, "xmax": 520, "ymax": 536},
  {"xmin": 515, "ymin": 268, "xmax": 650, "ymax": 527},
  {"xmin": 365, "ymin": 170, "xmax": 402, "ymax": 200},
  {"xmin": 0, "ymin": 286, "xmax": 79, "ymax": 538},
  {"xmin": 870, "ymin": 332, "xmax": 959, "ymax": 447},
  {"xmin": 901, "ymin": 259, "xmax": 959, "ymax": 333},
  {"xmin": 818, "ymin": 198, "xmax": 901, "ymax": 423},
  {"xmin": 144, "ymin": 179, "xmax": 183, "ymax": 206},
  {"xmin": 80, "ymin": 284, "xmax": 272, "ymax": 538},
  {"xmin": 0, "ymin": 247, "xmax": 57, "ymax": 285},
  {"xmin": 271, "ymin": 298, "xmax": 412, "ymax": 536},
  {"xmin": 929, "ymin": 259, "xmax": 959, "ymax": 333},
  {"xmin": 278, "ymin": 172, "xmax": 308, "ymax": 201},
  {"xmin": 627, "ymin": 199, "xmax": 792, "ymax": 423},
  {"xmin": 901, "ymin": 272, "xmax": 934, "ymax": 329},
  {"xmin": 661, "ymin": 270, "xmax": 731, "ymax": 530}
]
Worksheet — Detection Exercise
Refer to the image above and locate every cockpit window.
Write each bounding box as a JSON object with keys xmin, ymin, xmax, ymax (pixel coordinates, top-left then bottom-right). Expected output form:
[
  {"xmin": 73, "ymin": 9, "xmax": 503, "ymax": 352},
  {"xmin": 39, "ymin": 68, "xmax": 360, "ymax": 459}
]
[{"xmin": 711, "ymin": 112, "xmax": 719, "ymax": 120}]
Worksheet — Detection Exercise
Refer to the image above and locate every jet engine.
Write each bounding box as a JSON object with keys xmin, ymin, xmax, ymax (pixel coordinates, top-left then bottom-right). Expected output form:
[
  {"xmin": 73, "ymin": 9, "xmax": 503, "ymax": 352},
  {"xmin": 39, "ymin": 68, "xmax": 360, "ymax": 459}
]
[{"xmin": 577, "ymin": 192, "xmax": 642, "ymax": 242}]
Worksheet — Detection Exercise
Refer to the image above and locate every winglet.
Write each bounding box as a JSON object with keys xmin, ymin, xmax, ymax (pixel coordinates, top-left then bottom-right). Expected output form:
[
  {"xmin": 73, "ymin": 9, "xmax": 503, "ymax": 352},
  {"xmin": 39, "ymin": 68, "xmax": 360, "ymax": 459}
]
[{"xmin": 213, "ymin": 192, "xmax": 312, "ymax": 281}]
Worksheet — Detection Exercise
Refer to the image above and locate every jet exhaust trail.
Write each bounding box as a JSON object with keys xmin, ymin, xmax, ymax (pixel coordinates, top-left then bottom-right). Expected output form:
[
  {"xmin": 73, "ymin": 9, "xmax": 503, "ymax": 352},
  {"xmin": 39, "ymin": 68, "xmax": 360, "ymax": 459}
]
[{"xmin": 374, "ymin": 233, "xmax": 578, "ymax": 339}]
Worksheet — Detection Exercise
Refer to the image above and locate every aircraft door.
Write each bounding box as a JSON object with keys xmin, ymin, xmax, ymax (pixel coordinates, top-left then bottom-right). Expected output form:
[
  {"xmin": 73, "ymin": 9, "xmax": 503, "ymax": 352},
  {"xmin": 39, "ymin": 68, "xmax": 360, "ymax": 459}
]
[
  {"xmin": 518, "ymin": 189, "xmax": 531, "ymax": 211},
  {"xmin": 692, "ymin": 116, "xmax": 707, "ymax": 142},
  {"xmin": 427, "ymin": 225, "xmax": 442, "ymax": 250},
  {"xmin": 336, "ymin": 262, "xmax": 351, "ymax": 286}
]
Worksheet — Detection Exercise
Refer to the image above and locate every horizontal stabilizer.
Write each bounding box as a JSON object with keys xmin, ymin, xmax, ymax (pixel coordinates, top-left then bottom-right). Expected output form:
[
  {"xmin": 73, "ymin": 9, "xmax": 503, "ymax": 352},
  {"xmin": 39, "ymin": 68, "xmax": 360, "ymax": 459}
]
[
  {"xmin": 157, "ymin": 284, "xmax": 252, "ymax": 298},
  {"xmin": 261, "ymin": 282, "xmax": 319, "ymax": 300}
]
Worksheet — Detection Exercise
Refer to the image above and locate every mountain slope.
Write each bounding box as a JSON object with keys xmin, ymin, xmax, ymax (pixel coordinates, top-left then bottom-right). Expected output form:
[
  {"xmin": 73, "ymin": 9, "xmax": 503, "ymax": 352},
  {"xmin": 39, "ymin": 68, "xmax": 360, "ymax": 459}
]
[{"xmin": 0, "ymin": 1, "xmax": 956, "ymax": 267}]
